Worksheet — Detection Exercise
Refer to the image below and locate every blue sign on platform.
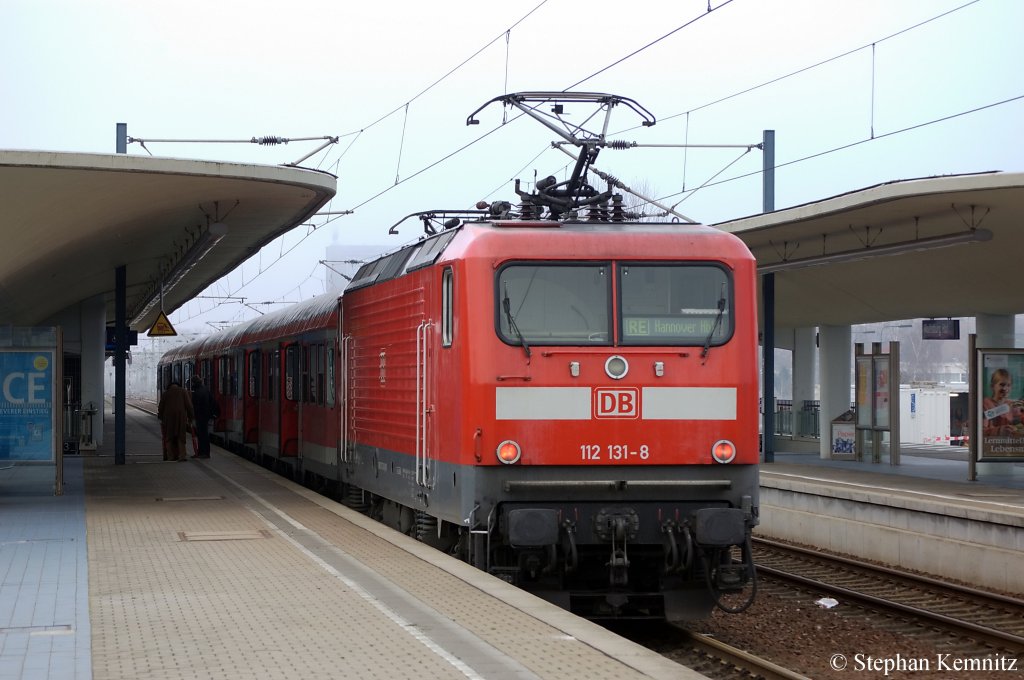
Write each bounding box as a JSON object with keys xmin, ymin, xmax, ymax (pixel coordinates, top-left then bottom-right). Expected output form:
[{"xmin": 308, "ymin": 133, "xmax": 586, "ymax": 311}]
[{"xmin": 0, "ymin": 350, "xmax": 55, "ymax": 462}]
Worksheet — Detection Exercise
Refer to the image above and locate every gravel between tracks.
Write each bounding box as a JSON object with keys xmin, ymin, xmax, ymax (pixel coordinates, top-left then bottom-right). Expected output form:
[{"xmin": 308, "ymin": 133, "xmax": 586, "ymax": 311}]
[{"xmin": 672, "ymin": 589, "xmax": 1019, "ymax": 679}]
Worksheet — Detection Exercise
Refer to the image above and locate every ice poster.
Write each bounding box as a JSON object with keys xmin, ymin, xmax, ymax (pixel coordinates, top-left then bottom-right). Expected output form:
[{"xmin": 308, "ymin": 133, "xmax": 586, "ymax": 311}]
[{"xmin": 0, "ymin": 350, "xmax": 55, "ymax": 462}]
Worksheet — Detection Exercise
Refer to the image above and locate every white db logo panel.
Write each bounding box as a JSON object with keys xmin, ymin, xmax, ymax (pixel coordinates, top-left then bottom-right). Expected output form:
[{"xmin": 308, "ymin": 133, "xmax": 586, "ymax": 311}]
[{"xmin": 594, "ymin": 388, "xmax": 639, "ymax": 418}]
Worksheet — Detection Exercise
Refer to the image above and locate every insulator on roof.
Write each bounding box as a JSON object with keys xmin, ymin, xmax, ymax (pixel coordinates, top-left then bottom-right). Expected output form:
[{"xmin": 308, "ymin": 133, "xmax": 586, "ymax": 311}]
[
  {"xmin": 587, "ymin": 202, "xmax": 610, "ymax": 222},
  {"xmin": 488, "ymin": 201, "xmax": 512, "ymax": 217},
  {"xmin": 519, "ymin": 200, "xmax": 542, "ymax": 220},
  {"xmin": 610, "ymin": 194, "xmax": 626, "ymax": 222}
]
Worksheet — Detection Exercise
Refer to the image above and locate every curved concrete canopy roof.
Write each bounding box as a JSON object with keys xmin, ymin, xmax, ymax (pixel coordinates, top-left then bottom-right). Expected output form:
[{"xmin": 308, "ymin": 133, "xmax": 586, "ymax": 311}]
[
  {"xmin": 0, "ymin": 150, "xmax": 336, "ymax": 332},
  {"xmin": 2, "ymin": 152, "xmax": 1018, "ymax": 340},
  {"xmin": 716, "ymin": 171, "xmax": 1024, "ymax": 331}
]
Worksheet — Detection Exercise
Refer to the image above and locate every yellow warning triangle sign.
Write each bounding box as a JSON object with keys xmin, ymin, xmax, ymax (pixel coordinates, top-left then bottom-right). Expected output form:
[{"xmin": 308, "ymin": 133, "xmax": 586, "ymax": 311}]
[{"xmin": 147, "ymin": 310, "xmax": 178, "ymax": 337}]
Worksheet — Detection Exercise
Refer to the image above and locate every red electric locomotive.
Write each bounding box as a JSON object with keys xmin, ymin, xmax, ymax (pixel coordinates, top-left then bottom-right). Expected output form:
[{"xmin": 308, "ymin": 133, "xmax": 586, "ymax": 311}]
[{"xmin": 158, "ymin": 93, "xmax": 760, "ymax": 619}]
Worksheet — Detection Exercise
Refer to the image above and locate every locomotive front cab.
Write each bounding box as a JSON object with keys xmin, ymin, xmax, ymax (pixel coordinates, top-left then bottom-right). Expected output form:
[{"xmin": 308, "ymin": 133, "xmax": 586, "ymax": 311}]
[{"xmin": 467, "ymin": 225, "xmax": 760, "ymax": 619}]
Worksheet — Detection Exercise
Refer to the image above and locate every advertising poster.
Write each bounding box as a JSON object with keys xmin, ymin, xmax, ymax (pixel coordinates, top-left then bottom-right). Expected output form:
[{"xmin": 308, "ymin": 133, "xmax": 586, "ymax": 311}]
[
  {"xmin": 873, "ymin": 357, "xmax": 890, "ymax": 429},
  {"xmin": 978, "ymin": 351, "xmax": 1024, "ymax": 461},
  {"xmin": 831, "ymin": 422, "xmax": 856, "ymax": 456},
  {"xmin": 855, "ymin": 356, "xmax": 872, "ymax": 428},
  {"xmin": 0, "ymin": 350, "xmax": 56, "ymax": 462}
]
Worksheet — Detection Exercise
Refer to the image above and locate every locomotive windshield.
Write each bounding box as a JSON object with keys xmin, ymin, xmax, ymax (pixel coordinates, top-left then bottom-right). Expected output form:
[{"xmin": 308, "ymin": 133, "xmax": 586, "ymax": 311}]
[
  {"xmin": 497, "ymin": 264, "xmax": 611, "ymax": 344},
  {"xmin": 496, "ymin": 262, "xmax": 732, "ymax": 347},
  {"xmin": 619, "ymin": 264, "xmax": 732, "ymax": 346}
]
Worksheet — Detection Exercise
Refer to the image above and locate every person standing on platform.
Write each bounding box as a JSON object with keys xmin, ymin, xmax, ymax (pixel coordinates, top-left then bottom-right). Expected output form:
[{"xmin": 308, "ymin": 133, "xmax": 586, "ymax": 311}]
[
  {"xmin": 189, "ymin": 376, "xmax": 218, "ymax": 459},
  {"xmin": 158, "ymin": 380, "xmax": 194, "ymax": 462}
]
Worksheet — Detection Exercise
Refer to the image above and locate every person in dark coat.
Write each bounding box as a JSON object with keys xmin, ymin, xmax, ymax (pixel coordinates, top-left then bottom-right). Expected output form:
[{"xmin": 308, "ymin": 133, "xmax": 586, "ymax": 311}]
[
  {"xmin": 190, "ymin": 376, "xmax": 218, "ymax": 459},
  {"xmin": 158, "ymin": 381, "xmax": 194, "ymax": 462}
]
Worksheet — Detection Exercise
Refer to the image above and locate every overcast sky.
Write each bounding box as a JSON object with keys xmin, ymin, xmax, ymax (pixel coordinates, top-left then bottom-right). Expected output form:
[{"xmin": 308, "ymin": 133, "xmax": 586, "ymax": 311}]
[{"xmin": 3, "ymin": 0, "xmax": 1022, "ymax": 335}]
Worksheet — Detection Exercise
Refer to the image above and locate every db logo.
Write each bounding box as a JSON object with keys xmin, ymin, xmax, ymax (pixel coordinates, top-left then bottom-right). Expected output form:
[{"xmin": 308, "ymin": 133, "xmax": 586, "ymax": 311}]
[{"xmin": 594, "ymin": 388, "xmax": 639, "ymax": 418}]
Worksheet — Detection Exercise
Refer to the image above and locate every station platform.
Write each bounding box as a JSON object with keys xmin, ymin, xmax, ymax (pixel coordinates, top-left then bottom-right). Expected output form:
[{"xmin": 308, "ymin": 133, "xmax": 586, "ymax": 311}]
[
  {"xmin": 759, "ymin": 445, "xmax": 1024, "ymax": 595},
  {"xmin": 0, "ymin": 407, "xmax": 702, "ymax": 680}
]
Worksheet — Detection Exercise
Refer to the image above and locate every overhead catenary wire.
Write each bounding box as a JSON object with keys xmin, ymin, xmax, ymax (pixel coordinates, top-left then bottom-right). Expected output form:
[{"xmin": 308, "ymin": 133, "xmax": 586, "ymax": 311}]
[
  {"xmin": 181, "ymin": 0, "xmax": 744, "ymax": 321},
  {"xmin": 656, "ymin": 0, "xmax": 983, "ymax": 125},
  {"xmin": 177, "ymin": 0, "xmax": 1011, "ymax": 326},
  {"xmin": 564, "ymin": 0, "xmax": 736, "ymax": 91},
  {"xmin": 654, "ymin": 94, "xmax": 1024, "ymax": 209},
  {"xmin": 320, "ymin": 0, "xmax": 550, "ymax": 157},
  {"xmin": 440, "ymin": 1, "xmax": 988, "ymax": 222}
]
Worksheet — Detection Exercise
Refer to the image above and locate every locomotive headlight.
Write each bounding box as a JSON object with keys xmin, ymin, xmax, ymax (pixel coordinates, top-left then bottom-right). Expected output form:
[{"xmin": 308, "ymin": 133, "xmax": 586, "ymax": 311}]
[
  {"xmin": 711, "ymin": 439, "xmax": 736, "ymax": 464},
  {"xmin": 604, "ymin": 355, "xmax": 629, "ymax": 380},
  {"xmin": 496, "ymin": 440, "xmax": 522, "ymax": 464}
]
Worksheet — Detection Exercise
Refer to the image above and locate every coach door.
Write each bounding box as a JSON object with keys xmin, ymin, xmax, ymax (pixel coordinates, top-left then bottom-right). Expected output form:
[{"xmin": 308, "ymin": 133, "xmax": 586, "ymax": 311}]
[
  {"xmin": 259, "ymin": 347, "xmax": 280, "ymax": 457},
  {"xmin": 244, "ymin": 349, "xmax": 260, "ymax": 447},
  {"xmin": 280, "ymin": 343, "xmax": 301, "ymax": 457}
]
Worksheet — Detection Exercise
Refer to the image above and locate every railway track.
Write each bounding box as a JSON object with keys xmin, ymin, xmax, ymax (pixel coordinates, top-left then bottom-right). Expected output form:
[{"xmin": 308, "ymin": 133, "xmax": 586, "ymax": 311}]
[
  {"xmin": 752, "ymin": 537, "xmax": 1024, "ymax": 654},
  {"xmin": 609, "ymin": 620, "xmax": 811, "ymax": 680},
  {"xmin": 674, "ymin": 628, "xmax": 812, "ymax": 680}
]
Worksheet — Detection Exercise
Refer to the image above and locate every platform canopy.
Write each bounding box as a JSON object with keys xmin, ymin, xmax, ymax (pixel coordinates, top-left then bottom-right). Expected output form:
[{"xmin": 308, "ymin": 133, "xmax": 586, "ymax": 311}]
[
  {"xmin": 716, "ymin": 171, "xmax": 1024, "ymax": 330},
  {"xmin": 0, "ymin": 150, "xmax": 337, "ymax": 333}
]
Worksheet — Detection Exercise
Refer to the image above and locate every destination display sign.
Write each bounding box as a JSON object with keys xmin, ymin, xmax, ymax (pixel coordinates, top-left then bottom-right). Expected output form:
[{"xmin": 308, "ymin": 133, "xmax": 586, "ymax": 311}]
[
  {"xmin": 622, "ymin": 315, "xmax": 724, "ymax": 339},
  {"xmin": 922, "ymin": 319, "xmax": 959, "ymax": 340}
]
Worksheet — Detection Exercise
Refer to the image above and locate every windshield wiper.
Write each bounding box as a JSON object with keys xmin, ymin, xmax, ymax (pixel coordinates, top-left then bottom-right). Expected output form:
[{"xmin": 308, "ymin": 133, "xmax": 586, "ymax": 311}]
[
  {"xmin": 503, "ymin": 284, "xmax": 532, "ymax": 359},
  {"xmin": 701, "ymin": 286, "xmax": 727, "ymax": 363}
]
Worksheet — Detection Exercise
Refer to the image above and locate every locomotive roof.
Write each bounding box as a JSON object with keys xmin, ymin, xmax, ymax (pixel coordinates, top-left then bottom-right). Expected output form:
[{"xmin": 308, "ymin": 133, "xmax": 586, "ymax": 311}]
[{"xmin": 347, "ymin": 218, "xmax": 753, "ymax": 295}]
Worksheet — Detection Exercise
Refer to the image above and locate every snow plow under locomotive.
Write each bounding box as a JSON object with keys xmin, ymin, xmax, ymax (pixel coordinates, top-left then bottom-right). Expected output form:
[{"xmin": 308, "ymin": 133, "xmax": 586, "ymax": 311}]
[{"xmin": 158, "ymin": 93, "xmax": 760, "ymax": 620}]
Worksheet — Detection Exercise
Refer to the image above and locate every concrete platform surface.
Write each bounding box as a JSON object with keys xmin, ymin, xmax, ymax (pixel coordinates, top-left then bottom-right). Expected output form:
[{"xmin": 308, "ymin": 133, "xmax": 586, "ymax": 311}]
[{"xmin": 0, "ymin": 408, "xmax": 705, "ymax": 680}]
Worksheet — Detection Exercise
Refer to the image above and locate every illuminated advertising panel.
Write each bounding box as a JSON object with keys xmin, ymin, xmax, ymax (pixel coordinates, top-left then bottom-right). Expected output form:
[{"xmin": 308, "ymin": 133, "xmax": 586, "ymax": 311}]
[
  {"xmin": 977, "ymin": 350, "xmax": 1024, "ymax": 462},
  {"xmin": 0, "ymin": 350, "xmax": 56, "ymax": 462}
]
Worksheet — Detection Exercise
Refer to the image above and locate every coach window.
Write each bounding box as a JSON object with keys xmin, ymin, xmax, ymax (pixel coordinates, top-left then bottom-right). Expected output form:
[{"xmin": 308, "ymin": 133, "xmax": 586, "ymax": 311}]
[
  {"xmin": 285, "ymin": 345, "xmax": 300, "ymax": 401},
  {"xmin": 217, "ymin": 356, "xmax": 228, "ymax": 395},
  {"xmin": 232, "ymin": 351, "xmax": 242, "ymax": 396},
  {"xmin": 305, "ymin": 344, "xmax": 320, "ymax": 405},
  {"xmin": 326, "ymin": 341, "xmax": 336, "ymax": 407},
  {"xmin": 442, "ymin": 267, "xmax": 454, "ymax": 347},
  {"xmin": 302, "ymin": 345, "xmax": 312, "ymax": 403},
  {"xmin": 316, "ymin": 344, "xmax": 326, "ymax": 404},
  {"xmin": 248, "ymin": 351, "xmax": 260, "ymax": 399},
  {"xmin": 267, "ymin": 350, "xmax": 279, "ymax": 402},
  {"xmin": 619, "ymin": 263, "xmax": 732, "ymax": 346}
]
